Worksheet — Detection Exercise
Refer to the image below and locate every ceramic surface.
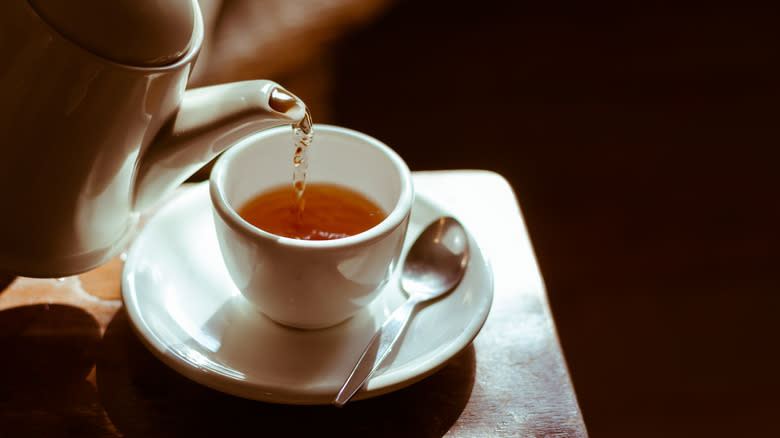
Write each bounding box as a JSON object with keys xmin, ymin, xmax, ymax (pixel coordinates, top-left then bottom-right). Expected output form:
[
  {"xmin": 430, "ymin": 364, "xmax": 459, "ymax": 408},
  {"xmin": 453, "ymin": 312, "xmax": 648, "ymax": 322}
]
[
  {"xmin": 28, "ymin": 0, "xmax": 196, "ymax": 66},
  {"xmin": 0, "ymin": 0, "xmax": 305, "ymax": 277},
  {"xmin": 210, "ymin": 125, "xmax": 413, "ymax": 329},
  {"xmin": 121, "ymin": 183, "xmax": 493, "ymax": 404}
]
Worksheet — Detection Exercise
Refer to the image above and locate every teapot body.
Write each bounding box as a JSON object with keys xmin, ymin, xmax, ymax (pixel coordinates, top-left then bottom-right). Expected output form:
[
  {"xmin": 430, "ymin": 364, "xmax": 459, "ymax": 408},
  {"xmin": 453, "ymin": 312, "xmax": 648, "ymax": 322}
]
[
  {"xmin": 0, "ymin": 0, "xmax": 201, "ymax": 276},
  {"xmin": 0, "ymin": 1, "xmax": 305, "ymax": 278}
]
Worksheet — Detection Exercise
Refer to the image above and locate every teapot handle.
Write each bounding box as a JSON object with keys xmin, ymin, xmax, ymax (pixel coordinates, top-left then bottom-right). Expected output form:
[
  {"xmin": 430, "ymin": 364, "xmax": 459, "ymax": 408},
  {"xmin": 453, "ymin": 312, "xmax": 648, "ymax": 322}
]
[{"xmin": 132, "ymin": 80, "xmax": 305, "ymax": 212}]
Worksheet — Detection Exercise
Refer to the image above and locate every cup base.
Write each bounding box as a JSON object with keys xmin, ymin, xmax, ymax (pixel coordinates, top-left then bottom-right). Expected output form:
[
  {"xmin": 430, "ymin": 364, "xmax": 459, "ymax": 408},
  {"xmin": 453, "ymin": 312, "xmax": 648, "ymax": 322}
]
[{"xmin": 256, "ymin": 307, "xmax": 354, "ymax": 330}]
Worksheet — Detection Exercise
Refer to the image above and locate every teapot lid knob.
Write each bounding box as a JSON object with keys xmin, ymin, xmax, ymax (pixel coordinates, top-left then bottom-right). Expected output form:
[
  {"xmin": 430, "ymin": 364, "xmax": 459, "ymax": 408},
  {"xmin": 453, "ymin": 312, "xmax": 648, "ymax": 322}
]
[{"xmin": 29, "ymin": 0, "xmax": 197, "ymax": 67}]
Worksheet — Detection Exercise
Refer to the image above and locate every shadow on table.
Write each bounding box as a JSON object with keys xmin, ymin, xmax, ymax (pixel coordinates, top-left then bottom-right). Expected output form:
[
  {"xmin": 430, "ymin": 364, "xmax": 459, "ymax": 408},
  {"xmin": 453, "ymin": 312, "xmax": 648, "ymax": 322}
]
[
  {"xmin": 97, "ymin": 308, "xmax": 476, "ymax": 438},
  {"xmin": 0, "ymin": 303, "xmax": 116, "ymax": 435}
]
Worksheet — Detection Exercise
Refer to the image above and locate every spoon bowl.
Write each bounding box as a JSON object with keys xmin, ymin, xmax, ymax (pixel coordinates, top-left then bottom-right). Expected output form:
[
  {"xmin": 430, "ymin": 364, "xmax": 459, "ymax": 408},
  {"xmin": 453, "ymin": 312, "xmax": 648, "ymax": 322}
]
[
  {"xmin": 333, "ymin": 216, "xmax": 469, "ymax": 406},
  {"xmin": 401, "ymin": 216, "xmax": 470, "ymax": 300}
]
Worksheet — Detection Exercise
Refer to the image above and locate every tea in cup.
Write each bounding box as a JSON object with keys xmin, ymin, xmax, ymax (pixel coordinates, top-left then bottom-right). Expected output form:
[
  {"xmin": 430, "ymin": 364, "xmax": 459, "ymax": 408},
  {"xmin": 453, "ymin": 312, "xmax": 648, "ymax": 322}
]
[
  {"xmin": 209, "ymin": 125, "xmax": 413, "ymax": 329},
  {"xmin": 237, "ymin": 183, "xmax": 386, "ymax": 241}
]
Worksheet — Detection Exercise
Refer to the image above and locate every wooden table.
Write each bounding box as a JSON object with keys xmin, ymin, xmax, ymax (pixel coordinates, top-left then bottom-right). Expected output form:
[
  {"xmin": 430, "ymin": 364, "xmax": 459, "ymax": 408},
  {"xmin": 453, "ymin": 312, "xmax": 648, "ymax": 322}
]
[{"xmin": 0, "ymin": 170, "xmax": 587, "ymax": 437}]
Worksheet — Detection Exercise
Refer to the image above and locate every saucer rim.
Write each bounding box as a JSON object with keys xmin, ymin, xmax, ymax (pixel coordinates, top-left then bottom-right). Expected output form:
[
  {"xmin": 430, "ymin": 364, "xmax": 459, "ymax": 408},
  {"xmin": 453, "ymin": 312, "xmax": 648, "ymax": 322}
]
[{"xmin": 121, "ymin": 182, "xmax": 494, "ymax": 405}]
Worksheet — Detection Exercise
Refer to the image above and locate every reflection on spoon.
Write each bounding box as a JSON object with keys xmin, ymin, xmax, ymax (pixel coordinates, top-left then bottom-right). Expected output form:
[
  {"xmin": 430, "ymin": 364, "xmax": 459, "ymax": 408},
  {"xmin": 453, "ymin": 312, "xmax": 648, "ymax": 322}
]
[{"xmin": 333, "ymin": 216, "xmax": 469, "ymax": 407}]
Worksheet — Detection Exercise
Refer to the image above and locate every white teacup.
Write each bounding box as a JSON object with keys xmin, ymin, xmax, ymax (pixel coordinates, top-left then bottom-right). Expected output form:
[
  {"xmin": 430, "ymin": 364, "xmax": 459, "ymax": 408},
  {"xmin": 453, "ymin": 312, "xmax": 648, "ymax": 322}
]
[{"xmin": 210, "ymin": 125, "xmax": 413, "ymax": 329}]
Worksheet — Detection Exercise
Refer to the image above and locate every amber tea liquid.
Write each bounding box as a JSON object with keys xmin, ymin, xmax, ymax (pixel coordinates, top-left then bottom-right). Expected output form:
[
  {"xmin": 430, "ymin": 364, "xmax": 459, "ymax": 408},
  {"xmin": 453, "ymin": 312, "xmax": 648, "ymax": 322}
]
[
  {"xmin": 238, "ymin": 109, "xmax": 386, "ymax": 240},
  {"xmin": 238, "ymin": 183, "xmax": 386, "ymax": 240}
]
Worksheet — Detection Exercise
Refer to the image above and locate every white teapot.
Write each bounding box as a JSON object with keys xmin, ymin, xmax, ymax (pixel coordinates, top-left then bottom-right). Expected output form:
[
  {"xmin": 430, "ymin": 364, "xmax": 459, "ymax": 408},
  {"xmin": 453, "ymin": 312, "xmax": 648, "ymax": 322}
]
[{"xmin": 0, "ymin": 0, "xmax": 307, "ymax": 277}]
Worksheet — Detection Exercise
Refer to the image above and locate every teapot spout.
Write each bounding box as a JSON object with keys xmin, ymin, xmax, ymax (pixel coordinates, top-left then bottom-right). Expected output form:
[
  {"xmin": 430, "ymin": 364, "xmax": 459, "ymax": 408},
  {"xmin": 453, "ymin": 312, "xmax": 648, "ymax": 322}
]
[{"xmin": 133, "ymin": 80, "xmax": 305, "ymax": 211}]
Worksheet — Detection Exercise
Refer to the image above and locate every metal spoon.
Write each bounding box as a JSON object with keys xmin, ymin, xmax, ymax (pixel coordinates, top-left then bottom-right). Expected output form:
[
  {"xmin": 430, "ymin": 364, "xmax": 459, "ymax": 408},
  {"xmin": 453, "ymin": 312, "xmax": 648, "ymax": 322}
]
[{"xmin": 333, "ymin": 216, "xmax": 469, "ymax": 407}]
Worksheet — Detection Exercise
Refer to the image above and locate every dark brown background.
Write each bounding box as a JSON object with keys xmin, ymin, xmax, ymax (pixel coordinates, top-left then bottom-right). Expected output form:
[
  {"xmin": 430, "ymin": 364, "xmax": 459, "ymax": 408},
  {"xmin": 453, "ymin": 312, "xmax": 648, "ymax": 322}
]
[
  {"xmin": 326, "ymin": 0, "xmax": 779, "ymax": 436},
  {"xmin": 2, "ymin": 1, "xmax": 777, "ymax": 436}
]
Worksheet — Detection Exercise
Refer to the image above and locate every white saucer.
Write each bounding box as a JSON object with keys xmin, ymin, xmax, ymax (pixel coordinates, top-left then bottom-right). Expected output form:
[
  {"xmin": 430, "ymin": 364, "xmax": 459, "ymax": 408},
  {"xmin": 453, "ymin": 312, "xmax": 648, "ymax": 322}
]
[{"xmin": 121, "ymin": 182, "xmax": 493, "ymax": 405}]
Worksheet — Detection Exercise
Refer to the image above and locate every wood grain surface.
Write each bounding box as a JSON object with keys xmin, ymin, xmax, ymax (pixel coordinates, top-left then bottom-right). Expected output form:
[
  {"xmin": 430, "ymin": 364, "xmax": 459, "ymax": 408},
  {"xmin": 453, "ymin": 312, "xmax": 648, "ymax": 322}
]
[{"xmin": 0, "ymin": 172, "xmax": 585, "ymax": 437}]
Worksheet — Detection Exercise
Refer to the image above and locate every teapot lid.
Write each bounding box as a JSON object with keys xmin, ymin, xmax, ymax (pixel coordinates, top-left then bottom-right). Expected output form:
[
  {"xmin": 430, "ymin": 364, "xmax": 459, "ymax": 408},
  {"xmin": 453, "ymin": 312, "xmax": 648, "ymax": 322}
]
[{"xmin": 28, "ymin": 0, "xmax": 197, "ymax": 67}]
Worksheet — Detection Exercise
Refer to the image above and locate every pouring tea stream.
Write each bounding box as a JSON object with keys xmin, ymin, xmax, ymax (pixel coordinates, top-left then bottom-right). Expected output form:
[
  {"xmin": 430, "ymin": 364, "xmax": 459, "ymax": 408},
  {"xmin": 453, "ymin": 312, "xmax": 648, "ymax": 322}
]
[{"xmin": 0, "ymin": 0, "xmax": 307, "ymax": 277}]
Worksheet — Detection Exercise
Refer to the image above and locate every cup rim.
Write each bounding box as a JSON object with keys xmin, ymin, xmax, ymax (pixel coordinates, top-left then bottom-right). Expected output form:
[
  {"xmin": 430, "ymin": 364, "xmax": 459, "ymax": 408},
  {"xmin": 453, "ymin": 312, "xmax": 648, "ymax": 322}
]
[{"xmin": 209, "ymin": 124, "xmax": 413, "ymax": 249}]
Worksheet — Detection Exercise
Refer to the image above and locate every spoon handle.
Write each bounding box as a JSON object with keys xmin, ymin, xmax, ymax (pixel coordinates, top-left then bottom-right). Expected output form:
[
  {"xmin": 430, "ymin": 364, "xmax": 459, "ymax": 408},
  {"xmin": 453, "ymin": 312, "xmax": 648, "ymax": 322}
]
[{"xmin": 333, "ymin": 297, "xmax": 419, "ymax": 407}]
